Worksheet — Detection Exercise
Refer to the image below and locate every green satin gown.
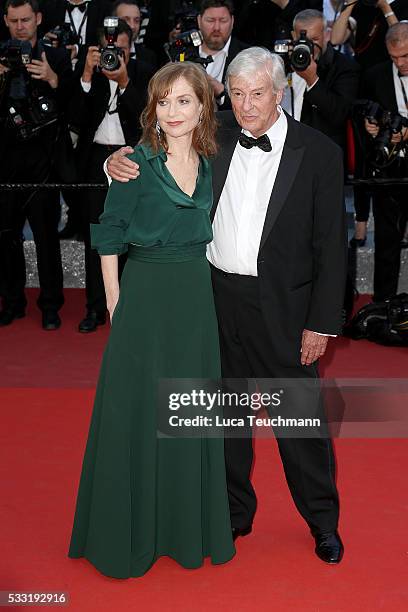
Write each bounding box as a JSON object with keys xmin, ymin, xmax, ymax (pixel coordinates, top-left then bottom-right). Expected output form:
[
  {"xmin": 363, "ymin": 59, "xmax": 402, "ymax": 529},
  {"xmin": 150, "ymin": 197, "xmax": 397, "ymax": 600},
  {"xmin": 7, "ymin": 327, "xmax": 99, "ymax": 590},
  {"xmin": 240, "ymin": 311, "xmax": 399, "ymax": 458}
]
[{"xmin": 67, "ymin": 144, "xmax": 235, "ymax": 578}]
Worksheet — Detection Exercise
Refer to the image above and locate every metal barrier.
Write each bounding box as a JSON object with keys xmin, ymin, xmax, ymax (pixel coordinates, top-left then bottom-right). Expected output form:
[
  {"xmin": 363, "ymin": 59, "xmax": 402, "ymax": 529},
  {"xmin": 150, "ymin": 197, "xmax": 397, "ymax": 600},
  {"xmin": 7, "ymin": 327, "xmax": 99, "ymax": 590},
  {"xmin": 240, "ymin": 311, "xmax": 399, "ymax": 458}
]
[{"xmin": 1, "ymin": 178, "xmax": 408, "ymax": 191}]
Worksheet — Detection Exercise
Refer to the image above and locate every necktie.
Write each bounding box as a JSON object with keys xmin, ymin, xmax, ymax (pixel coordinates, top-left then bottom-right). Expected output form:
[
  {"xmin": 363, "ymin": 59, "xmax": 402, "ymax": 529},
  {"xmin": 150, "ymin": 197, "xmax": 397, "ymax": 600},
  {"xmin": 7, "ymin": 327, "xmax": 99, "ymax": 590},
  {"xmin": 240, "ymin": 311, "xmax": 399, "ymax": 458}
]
[
  {"xmin": 66, "ymin": 1, "xmax": 88, "ymax": 14},
  {"xmin": 238, "ymin": 133, "xmax": 272, "ymax": 152}
]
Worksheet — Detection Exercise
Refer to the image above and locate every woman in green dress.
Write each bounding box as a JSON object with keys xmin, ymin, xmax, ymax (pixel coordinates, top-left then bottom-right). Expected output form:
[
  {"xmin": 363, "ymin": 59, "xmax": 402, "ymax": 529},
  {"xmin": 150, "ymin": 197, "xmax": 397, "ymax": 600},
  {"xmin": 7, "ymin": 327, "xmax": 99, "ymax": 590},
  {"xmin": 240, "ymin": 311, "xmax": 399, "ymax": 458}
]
[{"xmin": 68, "ymin": 62, "xmax": 235, "ymax": 578}]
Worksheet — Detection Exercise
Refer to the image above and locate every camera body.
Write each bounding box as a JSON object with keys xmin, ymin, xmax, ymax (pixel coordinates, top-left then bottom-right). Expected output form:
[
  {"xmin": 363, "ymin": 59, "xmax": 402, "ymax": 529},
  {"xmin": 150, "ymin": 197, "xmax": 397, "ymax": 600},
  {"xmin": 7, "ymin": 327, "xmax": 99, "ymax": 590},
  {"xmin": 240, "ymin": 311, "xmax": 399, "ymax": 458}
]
[
  {"xmin": 0, "ymin": 39, "xmax": 32, "ymax": 71},
  {"xmin": 360, "ymin": 100, "xmax": 408, "ymax": 167},
  {"xmin": 42, "ymin": 24, "xmax": 79, "ymax": 48},
  {"xmin": 99, "ymin": 17, "xmax": 124, "ymax": 71},
  {"xmin": 165, "ymin": 29, "xmax": 210, "ymax": 64},
  {"xmin": 0, "ymin": 40, "xmax": 58, "ymax": 140},
  {"xmin": 274, "ymin": 30, "xmax": 314, "ymax": 74}
]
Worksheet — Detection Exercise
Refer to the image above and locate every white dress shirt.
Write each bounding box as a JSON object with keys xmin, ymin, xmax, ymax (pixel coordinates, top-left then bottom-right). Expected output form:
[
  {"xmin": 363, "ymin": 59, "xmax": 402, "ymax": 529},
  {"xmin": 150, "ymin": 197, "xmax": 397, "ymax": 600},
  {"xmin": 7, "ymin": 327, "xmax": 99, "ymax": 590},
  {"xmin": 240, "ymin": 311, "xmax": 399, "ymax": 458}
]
[
  {"xmin": 207, "ymin": 108, "xmax": 287, "ymax": 276},
  {"xmin": 281, "ymin": 72, "xmax": 320, "ymax": 120},
  {"xmin": 81, "ymin": 78, "xmax": 126, "ymax": 146},
  {"xmin": 392, "ymin": 62, "xmax": 408, "ymax": 119},
  {"xmin": 65, "ymin": 1, "xmax": 90, "ymax": 46},
  {"xmin": 199, "ymin": 36, "xmax": 231, "ymax": 83}
]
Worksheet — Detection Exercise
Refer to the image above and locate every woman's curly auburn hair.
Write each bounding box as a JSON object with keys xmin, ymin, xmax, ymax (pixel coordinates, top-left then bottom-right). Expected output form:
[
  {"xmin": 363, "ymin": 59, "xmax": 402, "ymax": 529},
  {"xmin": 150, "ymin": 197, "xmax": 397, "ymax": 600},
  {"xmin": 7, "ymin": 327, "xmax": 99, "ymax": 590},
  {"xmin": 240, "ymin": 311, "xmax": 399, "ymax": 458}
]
[{"xmin": 139, "ymin": 62, "xmax": 218, "ymax": 157}]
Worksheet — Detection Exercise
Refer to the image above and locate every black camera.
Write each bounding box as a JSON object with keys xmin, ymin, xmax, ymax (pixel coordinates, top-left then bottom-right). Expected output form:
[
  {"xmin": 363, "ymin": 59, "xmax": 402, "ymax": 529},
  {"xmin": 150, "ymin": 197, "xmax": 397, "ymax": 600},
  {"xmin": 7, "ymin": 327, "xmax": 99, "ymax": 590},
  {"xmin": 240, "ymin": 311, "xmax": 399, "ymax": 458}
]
[
  {"xmin": 0, "ymin": 39, "xmax": 32, "ymax": 100},
  {"xmin": 359, "ymin": 100, "xmax": 408, "ymax": 167},
  {"xmin": 8, "ymin": 95, "xmax": 58, "ymax": 141},
  {"xmin": 164, "ymin": 29, "xmax": 213, "ymax": 66},
  {"xmin": 0, "ymin": 40, "xmax": 58, "ymax": 140},
  {"xmin": 0, "ymin": 39, "xmax": 32, "ymax": 70},
  {"xmin": 274, "ymin": 30, "xmax": 314, "ymax": 74},
  {"xmin": 99, "ymin": 17, "xmax": 124, "ymax": 71},
  {"xmin": 42, "ymin": 24, "xmax": 79, "ymax": 48}
]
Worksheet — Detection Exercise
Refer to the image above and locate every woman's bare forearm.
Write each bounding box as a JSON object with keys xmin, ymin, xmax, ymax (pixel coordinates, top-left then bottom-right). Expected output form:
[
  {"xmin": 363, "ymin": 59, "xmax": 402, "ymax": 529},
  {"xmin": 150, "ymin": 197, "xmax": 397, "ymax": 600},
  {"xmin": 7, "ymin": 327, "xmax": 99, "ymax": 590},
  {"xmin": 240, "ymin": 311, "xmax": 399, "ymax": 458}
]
[
  {"xmin": 331, "ymin": 3, "xmax": 354, "ymax": 46},
  {"xmin": 101, "ymin": 255, "xmax": 120, "ymax": 315}
]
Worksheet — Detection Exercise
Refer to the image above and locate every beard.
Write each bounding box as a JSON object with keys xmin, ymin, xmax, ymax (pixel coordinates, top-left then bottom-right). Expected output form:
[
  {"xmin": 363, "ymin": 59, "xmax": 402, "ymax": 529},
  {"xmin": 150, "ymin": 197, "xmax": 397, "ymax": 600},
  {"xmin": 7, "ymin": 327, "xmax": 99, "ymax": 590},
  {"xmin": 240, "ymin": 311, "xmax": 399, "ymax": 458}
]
[{"xmin": 204, "ymin": 33, "xmax": 228, "ymax": 52}]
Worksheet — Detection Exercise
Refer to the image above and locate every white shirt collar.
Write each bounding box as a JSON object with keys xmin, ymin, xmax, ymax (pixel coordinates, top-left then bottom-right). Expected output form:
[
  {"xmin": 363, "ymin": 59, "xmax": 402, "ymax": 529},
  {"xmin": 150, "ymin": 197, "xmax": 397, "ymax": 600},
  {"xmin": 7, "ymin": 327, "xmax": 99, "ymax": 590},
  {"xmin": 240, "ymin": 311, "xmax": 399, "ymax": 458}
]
[{"xmin": 242, "ymin": 105, "xmax": 287, "ymax": 144}]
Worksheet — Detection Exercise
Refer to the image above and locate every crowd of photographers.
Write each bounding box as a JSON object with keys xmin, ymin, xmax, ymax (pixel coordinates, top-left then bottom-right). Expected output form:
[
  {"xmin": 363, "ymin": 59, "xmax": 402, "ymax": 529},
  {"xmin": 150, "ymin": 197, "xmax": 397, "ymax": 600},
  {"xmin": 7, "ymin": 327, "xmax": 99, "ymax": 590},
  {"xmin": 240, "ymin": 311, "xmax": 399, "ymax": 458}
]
[{"xmin": 0, "ymin": 0, "xmax": 407, "ymax": 332}]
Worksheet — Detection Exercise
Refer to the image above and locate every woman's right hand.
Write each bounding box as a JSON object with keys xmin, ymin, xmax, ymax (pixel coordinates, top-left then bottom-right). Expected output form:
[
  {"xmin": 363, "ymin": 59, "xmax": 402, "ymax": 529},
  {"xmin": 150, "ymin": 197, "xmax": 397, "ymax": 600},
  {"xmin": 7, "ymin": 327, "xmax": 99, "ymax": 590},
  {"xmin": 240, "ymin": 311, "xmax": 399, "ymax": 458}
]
[
  {"xmin": 107, "ymin": 296, "xmax": 119, "ymax": 324},
  {"xmin": 107, "ymin": 147, "xmax": 140, "ymax": 183}
]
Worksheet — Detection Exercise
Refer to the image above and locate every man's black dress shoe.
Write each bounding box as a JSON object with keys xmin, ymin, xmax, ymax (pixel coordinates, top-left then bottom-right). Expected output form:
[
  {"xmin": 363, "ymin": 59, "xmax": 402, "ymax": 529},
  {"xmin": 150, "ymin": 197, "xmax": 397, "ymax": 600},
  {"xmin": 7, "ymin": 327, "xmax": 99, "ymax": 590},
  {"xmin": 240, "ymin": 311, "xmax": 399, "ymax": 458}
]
[
  {"xmin": 232, "ymin": 525, "xmax": 252, "ymax": 542},
  {"xmin": 314, "ymin": 531, "xmax": 344, "ymax": 564},
  {"xmin": 0, "ymin": 309, "xmax": 25, "ymax": 326},
  {"xmin": 42, "ymin": 310, "xmax": 61, "ymax": 331},
  {"xmin": 349, "ymin": 236, "xmax": 366, "ymax": 248},
  {"xmin": 78, "ymin": 311, "xmax": 106, "ymax": 333}
]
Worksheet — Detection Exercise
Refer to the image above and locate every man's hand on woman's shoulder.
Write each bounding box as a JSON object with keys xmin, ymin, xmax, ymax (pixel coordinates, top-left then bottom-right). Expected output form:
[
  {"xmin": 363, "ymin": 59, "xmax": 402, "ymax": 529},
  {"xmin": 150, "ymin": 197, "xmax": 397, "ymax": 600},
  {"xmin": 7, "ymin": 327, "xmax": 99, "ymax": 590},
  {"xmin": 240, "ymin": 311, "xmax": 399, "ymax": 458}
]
[{"xmin": 107, "ymin": 146, "xmax": 140, "ymax": 183}]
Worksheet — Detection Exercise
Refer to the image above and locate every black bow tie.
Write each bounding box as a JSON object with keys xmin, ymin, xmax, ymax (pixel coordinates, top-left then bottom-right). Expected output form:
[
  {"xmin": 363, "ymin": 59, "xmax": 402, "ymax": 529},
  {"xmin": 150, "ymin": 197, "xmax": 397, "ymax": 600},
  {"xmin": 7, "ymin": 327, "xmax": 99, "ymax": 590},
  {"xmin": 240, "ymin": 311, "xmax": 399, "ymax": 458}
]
[
  {"xmin": 66, "ymin": 1, "xmax": 88, "ymax": 14},
  {"xmin": 239, "ymin": 133, "xmax": 272, "ymax": 152}
]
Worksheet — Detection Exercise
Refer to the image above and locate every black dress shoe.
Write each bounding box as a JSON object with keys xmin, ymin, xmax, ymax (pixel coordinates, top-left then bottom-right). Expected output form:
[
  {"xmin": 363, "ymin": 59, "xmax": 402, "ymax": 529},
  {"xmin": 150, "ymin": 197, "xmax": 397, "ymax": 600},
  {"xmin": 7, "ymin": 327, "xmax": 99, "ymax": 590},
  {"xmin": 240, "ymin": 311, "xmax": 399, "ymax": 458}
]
[
  {"xmin": 58, "ymin": 221, "xmax": 83, "ymax": 241},
  {"xmin": 78, "ymin": 311, "xmax": 106, "ymax": 333},
  {"xmin": 349, "ymin": 236, "xmax": 367, "ymax": 248},
  {"xmin": 314, "ymin": 531, "xmax": 344, "ymax": 564},
  {"xmin": 0, "ymin": 309, "xmax": 25, "ymax": 326},
  {"xmin": 232, "ymin": 525, "xmax": 252, "ymax": 542},
  {"xmin": 42, "ymin": 310, "xmax": 61, "ymax": 331}
]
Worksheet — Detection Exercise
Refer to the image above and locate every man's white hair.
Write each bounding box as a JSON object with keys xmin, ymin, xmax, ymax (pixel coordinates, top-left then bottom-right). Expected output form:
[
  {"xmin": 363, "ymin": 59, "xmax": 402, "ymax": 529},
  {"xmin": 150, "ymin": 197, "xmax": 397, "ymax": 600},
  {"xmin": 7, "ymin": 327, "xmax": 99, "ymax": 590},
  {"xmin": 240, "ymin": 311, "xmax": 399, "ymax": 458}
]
[{"xmin": 225, "ymin": 47, "xmax": 287, "ymax": 95}]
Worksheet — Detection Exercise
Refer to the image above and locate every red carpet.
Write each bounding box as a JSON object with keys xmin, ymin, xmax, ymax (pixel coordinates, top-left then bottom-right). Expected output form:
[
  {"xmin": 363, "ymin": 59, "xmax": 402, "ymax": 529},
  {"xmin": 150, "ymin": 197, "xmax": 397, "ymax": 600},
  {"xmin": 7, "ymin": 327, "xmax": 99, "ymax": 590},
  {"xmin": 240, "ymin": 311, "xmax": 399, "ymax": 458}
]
[{"xmin": 0, "ymin": 290, "xmax": 407, "ymax": 611}]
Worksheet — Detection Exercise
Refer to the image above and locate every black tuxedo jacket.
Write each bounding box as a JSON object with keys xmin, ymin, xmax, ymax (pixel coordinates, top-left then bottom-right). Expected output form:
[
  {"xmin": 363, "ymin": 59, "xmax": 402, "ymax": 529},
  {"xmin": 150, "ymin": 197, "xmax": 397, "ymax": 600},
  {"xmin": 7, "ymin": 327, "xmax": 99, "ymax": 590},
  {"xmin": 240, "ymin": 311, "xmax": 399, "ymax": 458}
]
[
  {"xmin": 211, "ymin": 112, "xmax": 347, "ymax": 365},
  {"xmin": 72, "ymin": 58, "xmax": 154, "ymax": 173},
  {"xmin": 39, "ymin": 0, "xmax": 112, "ymax": 46},
  {"xmin": 301, "ymin": 43, "xmax": 361, "ymax": 153},
  {"xmin": 361, "ymin": 61, "xmax": 398, "ymax": 113}
]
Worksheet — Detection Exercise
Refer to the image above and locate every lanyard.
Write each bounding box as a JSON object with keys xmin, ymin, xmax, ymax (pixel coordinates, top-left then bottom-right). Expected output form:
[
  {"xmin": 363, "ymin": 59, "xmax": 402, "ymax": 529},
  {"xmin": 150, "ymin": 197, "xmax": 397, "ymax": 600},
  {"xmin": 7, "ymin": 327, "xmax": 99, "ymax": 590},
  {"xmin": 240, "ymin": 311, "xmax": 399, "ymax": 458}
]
[
  {"xmin": 107, "ymin": 85, "xmax": 120, "ymax": 116},
  {"xmin": 67, "ymin": 4, "xmax": 88, "ymax": 45}
]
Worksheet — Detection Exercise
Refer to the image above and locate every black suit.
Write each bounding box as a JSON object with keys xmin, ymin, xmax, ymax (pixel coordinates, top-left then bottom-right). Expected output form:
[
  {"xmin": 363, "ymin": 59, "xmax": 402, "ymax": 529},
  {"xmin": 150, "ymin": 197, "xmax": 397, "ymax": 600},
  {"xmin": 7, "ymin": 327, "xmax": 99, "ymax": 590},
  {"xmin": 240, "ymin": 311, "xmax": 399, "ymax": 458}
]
[
  {"xmin": 73, "ymin": 58, "xmax": 153, "ymax": 315},
  {"xmin": 360, "ymin": 61, "xmax": 408, "ymax": 301},
  {"xmin": 300, "ymin": 43, "xmax": 361, "ymax": 154},
  {"xmin": 210, "ymin": 111, "xmax": 347, "ymax": 533}
]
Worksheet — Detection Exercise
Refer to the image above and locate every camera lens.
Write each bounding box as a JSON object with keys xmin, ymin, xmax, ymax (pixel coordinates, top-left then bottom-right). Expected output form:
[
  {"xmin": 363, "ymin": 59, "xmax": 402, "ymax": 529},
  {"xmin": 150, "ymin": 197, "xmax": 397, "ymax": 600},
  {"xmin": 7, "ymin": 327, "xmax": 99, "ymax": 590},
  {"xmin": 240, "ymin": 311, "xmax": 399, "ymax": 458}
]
[
  {"xmin": 100, "ymin": 49, "xmax": 119, "ymax": 71},
  {"xmin": 291, "ymin": 44, "xmax": 312, "ymax": 71}
]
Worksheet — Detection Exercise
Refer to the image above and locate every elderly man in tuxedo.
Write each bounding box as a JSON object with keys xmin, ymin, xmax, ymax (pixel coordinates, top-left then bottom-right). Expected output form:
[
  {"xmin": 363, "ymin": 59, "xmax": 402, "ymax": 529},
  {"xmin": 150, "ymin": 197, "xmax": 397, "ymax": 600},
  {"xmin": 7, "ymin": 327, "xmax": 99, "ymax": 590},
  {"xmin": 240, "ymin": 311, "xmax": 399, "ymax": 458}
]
[{"xmin": 104, "ymin": 47, "xmax": 347, "ymax": 564}]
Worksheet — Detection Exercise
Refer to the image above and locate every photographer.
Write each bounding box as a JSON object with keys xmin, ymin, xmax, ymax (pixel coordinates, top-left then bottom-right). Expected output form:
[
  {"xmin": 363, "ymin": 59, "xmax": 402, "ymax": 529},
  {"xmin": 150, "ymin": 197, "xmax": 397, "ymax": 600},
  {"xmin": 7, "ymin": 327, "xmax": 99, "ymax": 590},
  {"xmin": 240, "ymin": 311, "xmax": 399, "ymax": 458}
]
[
  {"xmin": 39, "ymin": 0, "xmax": 112, "ymax": 59},
  {"xmin": 193, "ymin": 0, "xmax": 247, "ymax": 109},
  {"xmin": 112, "ymin": 0, "xmax": 157, "ymax": 69},
  {"xmin": 281, "ymin": 9, "xmax": 360, "ymax": 153},
  {"xmin": 72, "ymin": 18, "xmax": 153, "ymax": 332},
  {"xmin": 331, "ymin": 1, "xmax": 408, "ymax": 69},
  {"xmin": 361, "ymin": 22, "xmax": 408, "ymax": 301},
  {"xmin": 0, "ymin": 0, "xmax": 74, "ymax": 329}
]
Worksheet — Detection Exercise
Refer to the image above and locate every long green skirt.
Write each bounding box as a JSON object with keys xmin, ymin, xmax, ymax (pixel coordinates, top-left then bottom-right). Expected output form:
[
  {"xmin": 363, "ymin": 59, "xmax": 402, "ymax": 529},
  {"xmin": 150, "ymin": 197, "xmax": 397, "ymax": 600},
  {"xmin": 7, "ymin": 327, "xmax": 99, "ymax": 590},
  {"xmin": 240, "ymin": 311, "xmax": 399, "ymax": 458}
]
[{"xmin": 68, "ymin": 246, "xmax": 235, "ymax": 578}]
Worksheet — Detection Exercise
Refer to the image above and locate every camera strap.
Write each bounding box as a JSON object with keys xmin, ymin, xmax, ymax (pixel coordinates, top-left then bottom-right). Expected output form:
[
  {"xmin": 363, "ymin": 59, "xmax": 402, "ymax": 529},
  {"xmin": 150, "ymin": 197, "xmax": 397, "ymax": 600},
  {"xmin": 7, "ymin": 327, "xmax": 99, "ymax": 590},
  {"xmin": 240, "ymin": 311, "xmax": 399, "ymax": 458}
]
[
  {"xmin": 107, "ymin": 84, "xmax": 120, "ymax": 116},
  {"xmin": 67, "ymin": 4, "xmax": 88, "ymax": 46}
]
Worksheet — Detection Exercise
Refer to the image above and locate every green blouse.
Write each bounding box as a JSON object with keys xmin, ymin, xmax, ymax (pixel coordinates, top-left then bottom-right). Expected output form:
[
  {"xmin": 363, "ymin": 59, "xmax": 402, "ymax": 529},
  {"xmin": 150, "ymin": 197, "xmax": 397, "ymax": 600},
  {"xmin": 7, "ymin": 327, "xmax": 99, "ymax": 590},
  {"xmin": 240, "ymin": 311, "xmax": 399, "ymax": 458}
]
[{"xmin": 90, "ymin": 143, "xmax": 214, "ymax": 256}]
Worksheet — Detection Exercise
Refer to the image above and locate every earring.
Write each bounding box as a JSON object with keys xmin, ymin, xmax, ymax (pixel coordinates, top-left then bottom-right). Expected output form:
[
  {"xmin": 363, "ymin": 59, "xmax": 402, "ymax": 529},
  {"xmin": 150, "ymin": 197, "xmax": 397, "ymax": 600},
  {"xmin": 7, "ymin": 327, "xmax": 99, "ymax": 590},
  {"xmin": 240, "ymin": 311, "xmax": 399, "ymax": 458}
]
[
  {"xmin": 198, "ymin": 114, "xmax": 203, "ymax": 125},
  {"xmin": 155, "ymin": 120, "xmax": 161, "ymax": 137}
]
